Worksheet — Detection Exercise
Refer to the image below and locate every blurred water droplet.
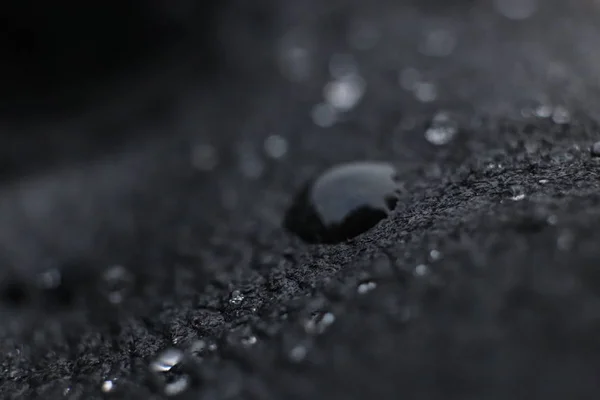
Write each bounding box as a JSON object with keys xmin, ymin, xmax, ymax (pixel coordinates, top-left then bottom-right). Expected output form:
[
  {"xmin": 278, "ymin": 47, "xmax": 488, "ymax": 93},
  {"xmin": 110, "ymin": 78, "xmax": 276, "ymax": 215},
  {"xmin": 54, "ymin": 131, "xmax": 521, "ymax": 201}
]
[
  {"xmin": 414, "ymin": 82, "xmax": 437, "ymax": 103},
  {"xmin": 425, "ymin": 112, "xmax": 458, "ymax": 145},
  {"xmin": 63, "ymin": 387, "xmax": 71, "ymax": 396},
  {"xmin": 264, "ymin": 135, "xmax": 288, "ymax": 159},
  {"xmin": 399, "ymin": 68, "xmax": 421, "ymax": 91},
  {"xmin": 150, "ymin": 349, "xmax": 183, "ymax": 372},
  {"xmin": 547, "ymin": 215, "xmax": 558, "ymax": 225},
  {"xmin": 538, "ymin": 179, "xmax": 549, "ymax": 184},
  {"xmin": 101, "ymin": 380, "xmax": 114, "ymax": 393},
  {"xmin": 311, "ymin": 103, "xmax": 338, "ymax": 127},
  {"xmin": 229, "ymin": 290, "xmax": 244, "ymax": 306},
  {"xmin": 357, "ymin": 281, "xmax": 377, "ymax": 294},
  {"xmin": 241, "ymin": 335, "xmax": 257, "ymax": 347},
  {"xmin": 419, "ymin": 29, "xmax": 456, "ymax": 57},
  {"xmin": 509, "ymin": 185, "xmax": 526, "ymax": 201},
  {"xmin": 191, "ymin": 143, "xmax": 218, "ymax": 171},
  {"xmin": 557, "ymin": 230, "xmax": 574, "ymax": 251},
  {"xmin": 533, "ymin": 104, "xmax": 552, "ymax": 118},
  {"xmin": 304, "ymin": 312, "xmax": 335, "ymax": 334},
  {"xmin": 164, "ymin": 376, "xmax": 190, "ymax": 397},
  {"xmin": 238, "ymin": 145, "xmax": 264, "ymax": 179},
  {"xmin": 511, "ymin": 193, "xmax": 526, "ymax": 201},
  {"xmin": 289, "ymin": 345, "xmax": 308, "ymax": 363},
  {"xmin": 284, "ymin": 162, "xmax": 401, "ymax": 243},
  {"xmin": 494, "ymin": 0, "xmax": 537, "ymax": 20},
  {"xmin": 429, "ymin": 249, "xmax": 442, "ymax": 260},
  {"xmin": 102, "ymin": 265, "xmax": 134, "ymax": 305},
  {"xmin": 324, "ymin": 74, "xmax": 366, "ymax": 111},
  {"xmin": 37, "ymin": 269, "xmax": 61, "ymax": 289},
  {"xmin": 414, "ymin": 264, "xmax": 429, "ymax": 276},
  {"xmin": 590, "ymin": 141, "xmax": 600, "ymax": 157},
  {"xmin": 278, "ymin": 32, "xmax": 312, "ymax": 82},
  {"xmin": 551, "ymin": 106, "xmax": 570, "ymax": 124}
]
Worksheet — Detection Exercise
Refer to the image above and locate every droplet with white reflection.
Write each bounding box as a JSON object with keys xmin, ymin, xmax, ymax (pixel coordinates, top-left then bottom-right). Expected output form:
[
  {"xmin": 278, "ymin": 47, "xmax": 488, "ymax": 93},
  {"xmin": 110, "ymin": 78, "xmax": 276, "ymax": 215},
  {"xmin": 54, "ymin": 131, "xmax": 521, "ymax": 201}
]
[
  {"xmin": 150, "ymin": 349, "xmax": 184, "ymax": 372},
  {"xmin": 425, "ymin": 112, "xmax": 458, "ymax": 145},
  {"xmin": 324, "ymin": 74, "xmax": 366, "ymax": 111}
]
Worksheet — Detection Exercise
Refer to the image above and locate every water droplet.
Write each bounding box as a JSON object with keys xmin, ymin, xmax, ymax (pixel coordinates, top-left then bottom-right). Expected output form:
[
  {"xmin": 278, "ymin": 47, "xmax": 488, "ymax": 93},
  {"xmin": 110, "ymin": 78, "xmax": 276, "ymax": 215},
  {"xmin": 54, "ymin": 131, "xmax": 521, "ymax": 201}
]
[
  {"xmin": 150, "ymin": 349, "xmax": 184, "ymax": 372},
  {"xmin": 511, "ymin": 193, "xmax": 526, "ymax": 201},
  {"xmin": 278, "ymin": 33, "xmax": 312, "ymax": 82},
  {"xmin": 509, "ymin": 185, "xmax": 526, "ymax": 201},
  {"xmin": 241, "ymin": 335, "xmax": 257, "ymax": 347},
  {"xmin": 101, "ymin": 380, "xmax": 114, "ymax": 393},
  {"xmin": 102, "ymin": 265, "xmax": 133, "ymax": 305},
  {"xmin": 63, "ymin": 387, "xmax": 71, "ymax": 396},
  {"xmin": 311, "ymin": 103, "xmax": 338, "ymax": 127},
  {"xmin": 289, "ymin": 345, "xmax": 308, "ymax": 363},
  {"xmin": 414, "ymin": 264, "xmax": 429, "ymax": 276},
  {"xmin": 425, "ymin": 112, "xmax": 458, "ymax": 145},
  {"xmin": 164, "ymin": 376, "xmax": 190, "ymax": 397},
  {"xmin": 304, "ymin": 312, "xmax": 335, "ymax": 334},
  {"xmin": 494, "ymin": 0, "xmax": 537, "ymax": 20},
  {"xmin": 284, "ymin": 162, "xmax": 401, "ymax": 243},
  {"xmin": 357, "ymin": 281, "xmax": 377, "ymax": 294},
  {"xmin": 429, "ymin": 249, "xmax": 442, "ymax": 261},
  {"xmin": 590, "ymin": 141, "xmax": 600, "ymax": 157},
  {"xmin": 533, "ymin": 104, "xmax": 552, "ymax": 118},
  {"xmin": 414, "ymin": 82, "xmax": 437, "ymax": 103},
  {"xmin": 552, "ymin": 106, "xmax": 570, "ymax": 124},
  {"xmin": 547, "ymin": 215, "xmax": 558, "ymax": 225},
  {"xmin": 418, "ymin": 29, "xmax": 456, "ymax": 57},
  {"xmin": 264, "ymin": 135, "xmax": 288, "ymax": 159},
  {"xmin": 539, "ymin": 179, "xmax": 549, "ymax": 184},
  {"xmin": 237, "ymin": 145, "xmax": 264, "ymax": 179},
  {"xmin": 191, "ymin": 143, "xmax": 218, "ymax": 171},
  {"xmin": 36, "ymin": 269, "xmax": 61, "ymax": 289},
  {"xmin": 324, "ymin": 74, "xmax": 366, "ymax": 111},
  {"xmin": 229, "ymin": 290, "xmax": 244, "ymax": 305}
]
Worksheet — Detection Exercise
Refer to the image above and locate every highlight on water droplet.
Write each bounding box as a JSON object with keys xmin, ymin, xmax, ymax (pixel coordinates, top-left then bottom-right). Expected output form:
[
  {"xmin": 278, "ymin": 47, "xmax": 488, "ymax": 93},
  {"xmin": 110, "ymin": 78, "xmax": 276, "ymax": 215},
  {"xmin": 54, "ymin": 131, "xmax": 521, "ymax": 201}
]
[
  {"xmin": 229, "ymin": 290, "xmax": 245, "ymax": 306},
  {"xmin": 357, "ymin": 281, "xmax": 377, "ymax": 294},
  {"xmin": 150, "ymin": 348, "xmax": 184, "ymax": 373},
  {"xmin": 284, "ymin": 161, "xmax": 402, "ymax": 244},
  {"xmin": 425, "ymin": 112, "xmax": 458, "ymax": 145}
]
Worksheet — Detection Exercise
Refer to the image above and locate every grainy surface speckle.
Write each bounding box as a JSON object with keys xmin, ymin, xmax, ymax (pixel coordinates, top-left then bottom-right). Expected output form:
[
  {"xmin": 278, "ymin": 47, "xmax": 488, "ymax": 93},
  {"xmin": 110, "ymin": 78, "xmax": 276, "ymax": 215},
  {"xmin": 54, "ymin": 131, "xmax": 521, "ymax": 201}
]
[{"xmin": 2, "ymin": 0, "xmax": 600, "ymax": 399}]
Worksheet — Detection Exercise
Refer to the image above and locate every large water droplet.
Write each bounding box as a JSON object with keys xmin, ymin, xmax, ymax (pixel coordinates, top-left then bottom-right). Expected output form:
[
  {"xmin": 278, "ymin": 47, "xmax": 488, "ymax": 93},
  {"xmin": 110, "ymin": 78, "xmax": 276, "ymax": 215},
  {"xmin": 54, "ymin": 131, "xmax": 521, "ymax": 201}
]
[
  {"xmin": 284, "ymin": 162, "xmax": 401, "ymax": 243},
  {"xmin": 150, "ymin": 349, "xmax": 184, "ymax": 372}
]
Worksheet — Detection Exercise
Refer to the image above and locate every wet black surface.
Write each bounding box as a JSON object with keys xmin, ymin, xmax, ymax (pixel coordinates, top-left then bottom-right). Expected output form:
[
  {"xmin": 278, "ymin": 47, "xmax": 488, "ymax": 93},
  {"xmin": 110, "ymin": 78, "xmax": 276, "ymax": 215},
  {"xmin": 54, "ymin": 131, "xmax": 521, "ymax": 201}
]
[{"xmin": 2, "ymin": 0, "xmax": 600, "ymax": 399}]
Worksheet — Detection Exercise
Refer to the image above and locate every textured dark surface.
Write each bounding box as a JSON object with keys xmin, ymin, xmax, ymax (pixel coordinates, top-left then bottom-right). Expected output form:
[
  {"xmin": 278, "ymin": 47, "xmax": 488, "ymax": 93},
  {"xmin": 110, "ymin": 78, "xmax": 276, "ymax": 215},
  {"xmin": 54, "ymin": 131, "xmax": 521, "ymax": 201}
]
[{"xmin": 2, "ymin": 0, "xmax": 600, "ymax": 399}]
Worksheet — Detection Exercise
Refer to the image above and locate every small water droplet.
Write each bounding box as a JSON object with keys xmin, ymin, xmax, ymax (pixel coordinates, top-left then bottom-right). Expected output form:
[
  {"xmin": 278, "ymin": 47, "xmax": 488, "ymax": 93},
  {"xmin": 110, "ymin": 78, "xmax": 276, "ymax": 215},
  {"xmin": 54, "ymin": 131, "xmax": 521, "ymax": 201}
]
[
  {"xmin": 414, "ymin": 82, "xmax": 437, "ymax": 103},
  {"xmin": 425, "ymin": 112, "xmax": 458, "ymax": 145},
  {"xmin": 551, "ymin": 106, "xmax": 570, "ymax": 124},
  {"xmin": 102, "ymin": 265, "xmax": 134, "ymax": 304},
  {"xmin": 63, "ymin": 387, "xmax": 71, "ymax": 396},
  {"xmin": 284, "ymin": 162, "xmax": 401, "ymax": 243},
  {"xmin": 304, "ymin": 312, "xmax": 335, "ymax": 334},
  {"xmin": 357, "ymin": 281, "xmax": 377, "ymax": 294},
  {"xmin": 547, "ymin": 215, "xmax": 558, "ymax": 225},
  {"xmin": 494, "ymin": 0, "xmax": 537, "ymax": 20},
  {"xmin": 278, "ymin": 33, "xmax": 312, "ymax": 82},
  {"xmin": 539, "ymin": 179, "xmax": 549, "ymax": 184},
  {"xmin": 289, "ymin": 345, "xmax": 308, "ymax": 363},
  {"xmin": 101, "ymin": 380, "xmax": 114, "ymax": 393},
  {"xmin": 150, "ymin": 349, "xmax": 184, "ymax": 372},
  {"xmin": 429, "ymin": 249, "xmax": 442, "ymax": 261},
  {"xmin": 590, "ymin": 141, "xmax": 600, "ymax": 157},
  {"xmin": 164, "ymin": 376, "xmax": 190, "ymax": 397},
  {"xmin": 533, "ymin": 104, "xmax": 552, "ymax": 118},
  {"xmin": 414, "ymin": 264, "xmax": 429, "ymax": 276},
  {"xmin": 311, "ymin": 103, "xmax": 338, "ymax": 127},
  {"xmin": 511, "ymin": 193, "xmax": 526, "ymax": 201},
  {"xmin": 229, "ymin": 290, "xmax": 244, "ymax": 306},
  {"xmin": 241, "ymin": 335, "xmax": 257, "ymax": 347},
  {"xmin": 36, "ymin": 269, "xmax": 61, "ymax": 289},
  {"xmin": 264, "ymin": 135, "xmax": 288, "ymax": 159},
  {"xmin": 237, "ymin": 145, "xmax": 264, "ymax": 179},
  {"xmin": 324, "ymin": 74, "xmax": 366, "ymax": 111}
]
